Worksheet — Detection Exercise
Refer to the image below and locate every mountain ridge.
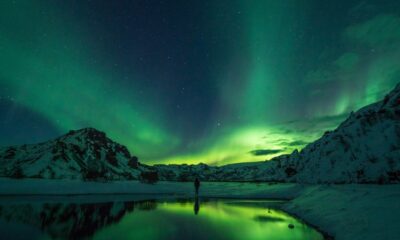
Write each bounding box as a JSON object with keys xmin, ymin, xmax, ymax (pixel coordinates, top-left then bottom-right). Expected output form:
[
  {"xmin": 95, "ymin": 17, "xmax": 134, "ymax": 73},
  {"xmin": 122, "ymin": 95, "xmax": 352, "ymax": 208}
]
[
  {"xmin": 155, "ymin": 83, "xmax": 400, "ymax": 183},
  {"xmin": 0, "ymin": 127, "xmax": 143, "ymax": 180},
  {"xmin": 1, "ymin": 83, "xmax": 400, "ymax": 183}
]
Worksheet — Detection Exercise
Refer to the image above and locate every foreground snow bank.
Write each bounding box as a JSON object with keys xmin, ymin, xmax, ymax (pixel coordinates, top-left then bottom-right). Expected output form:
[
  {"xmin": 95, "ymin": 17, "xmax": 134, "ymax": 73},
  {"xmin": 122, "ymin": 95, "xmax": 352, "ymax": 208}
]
[
  {"xmin": 0, "ymin": 178, "xmax": 399, "ymax": 240},
  {"xmin": 283, "ymin": 184, "xmax": 400, "ymax": 240}
]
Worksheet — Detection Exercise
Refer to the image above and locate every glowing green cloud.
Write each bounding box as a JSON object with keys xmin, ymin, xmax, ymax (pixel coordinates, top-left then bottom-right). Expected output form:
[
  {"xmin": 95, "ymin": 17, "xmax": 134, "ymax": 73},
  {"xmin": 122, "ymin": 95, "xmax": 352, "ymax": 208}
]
[{"xmin": 152, "ymin": 115, "xmax": 343, "ymax": 166}]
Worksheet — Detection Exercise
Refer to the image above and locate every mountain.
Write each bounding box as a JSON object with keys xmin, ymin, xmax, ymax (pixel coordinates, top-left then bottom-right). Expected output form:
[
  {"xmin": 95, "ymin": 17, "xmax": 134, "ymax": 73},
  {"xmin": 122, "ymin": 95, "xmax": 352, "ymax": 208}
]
[
  {"xmin": 0, "ymin": 128, "xmax": 144, "ymax": 180},
  {"xmin": 273, "ymin": 82, "xmax": 400, "ymax": 183},
  {"xmin": 1, "ymin": 83, "xmax": 400, "ymax": 183},
  {"xmin": 155, "ymin": 83, "xmax": 400, "ymax": 184},
  {"xmin": 154, "ymin": 161, "xmax": 269, "ymax": 182}
]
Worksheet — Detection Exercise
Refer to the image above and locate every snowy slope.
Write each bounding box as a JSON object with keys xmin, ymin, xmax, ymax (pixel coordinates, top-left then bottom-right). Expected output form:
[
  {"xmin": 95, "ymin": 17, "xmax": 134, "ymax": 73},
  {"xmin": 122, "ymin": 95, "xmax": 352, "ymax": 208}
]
[
  {"xmin": 218, "ymin": 82, "xmax": 400, "ymax": 183},
  {"xmin": 272, "ymin": 82, "xmax": 400, "ymax": 183},
  {"xmin": 213, "ymin": 82, "xmax": 400, "ymax": 183},
  {"xmin": 155, "ymin": 82, "xmax": 400, "ymax": 183},
  {"xmin": 0, "ymin": 128, "xmax": 143, "ymax": 180},
  {"xmin": 152, "ymin": 160, "xmax": 281, "ymax": 182},
  {"xmin": 1, "ymin": 83, "xmax": 400, "ymax": 183},
  {"xmin": 282, "ymin": 184, "xmax": 400, "ymax": 240}
]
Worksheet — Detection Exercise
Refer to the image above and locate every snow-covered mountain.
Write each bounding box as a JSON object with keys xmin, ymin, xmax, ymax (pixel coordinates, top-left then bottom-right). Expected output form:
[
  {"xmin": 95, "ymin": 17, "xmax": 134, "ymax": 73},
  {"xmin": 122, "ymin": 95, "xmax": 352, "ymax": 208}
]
[
  {"xmin": 0, "ymin": 128, "xmax": 144, "ymax": 180},
  {"xmin": 274, "ymin": 82, "xmax": 400, "ymax": 183},
  {"xmin": 154, "ymin": 161, "xmax": 271, "ymax": 182},
  {"xmin": 155, "ymin": 83, "xmax": 400, "ymax": 184},
  {"xmin": 1, "ymin": 83, "xmax": 399, "ymax": 183}
]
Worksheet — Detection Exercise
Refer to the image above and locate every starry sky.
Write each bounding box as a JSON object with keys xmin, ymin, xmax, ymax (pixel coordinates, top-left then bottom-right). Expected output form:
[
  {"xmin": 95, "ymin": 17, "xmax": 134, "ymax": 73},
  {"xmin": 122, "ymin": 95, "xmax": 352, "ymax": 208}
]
[{"xmin": 1, "ymin": 0, "xmax": 400, "ymax": 165}]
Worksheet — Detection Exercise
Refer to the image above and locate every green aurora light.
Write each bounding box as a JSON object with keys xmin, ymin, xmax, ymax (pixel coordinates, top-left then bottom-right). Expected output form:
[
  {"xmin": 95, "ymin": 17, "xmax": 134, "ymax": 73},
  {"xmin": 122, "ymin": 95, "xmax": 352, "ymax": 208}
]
[{"xmin": 1, "ymin": 1, "xmax": 400, "ymax": 165}]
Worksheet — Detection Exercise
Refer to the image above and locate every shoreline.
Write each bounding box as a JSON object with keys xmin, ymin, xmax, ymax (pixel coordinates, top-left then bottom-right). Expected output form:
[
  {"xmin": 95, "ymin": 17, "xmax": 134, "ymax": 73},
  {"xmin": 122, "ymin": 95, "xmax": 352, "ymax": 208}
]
[{"xmin": 0, "ymin": 178, "xmax": 399, "ymax": 240}]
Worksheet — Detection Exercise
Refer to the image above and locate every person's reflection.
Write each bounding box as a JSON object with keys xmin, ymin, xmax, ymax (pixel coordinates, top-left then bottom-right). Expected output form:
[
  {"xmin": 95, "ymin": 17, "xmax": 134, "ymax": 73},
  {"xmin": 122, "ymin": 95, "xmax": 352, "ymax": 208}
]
[{"xmin": 194, "ymin": 196, "xmax": 200, "ymax": 215}]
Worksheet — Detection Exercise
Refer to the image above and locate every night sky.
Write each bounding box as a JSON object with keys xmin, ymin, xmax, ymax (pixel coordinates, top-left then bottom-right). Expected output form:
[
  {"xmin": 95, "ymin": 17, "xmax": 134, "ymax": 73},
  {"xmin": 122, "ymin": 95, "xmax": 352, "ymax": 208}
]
[{"xmin": 1, "ymin": 0, "xmax": 400, "ymax": 165}]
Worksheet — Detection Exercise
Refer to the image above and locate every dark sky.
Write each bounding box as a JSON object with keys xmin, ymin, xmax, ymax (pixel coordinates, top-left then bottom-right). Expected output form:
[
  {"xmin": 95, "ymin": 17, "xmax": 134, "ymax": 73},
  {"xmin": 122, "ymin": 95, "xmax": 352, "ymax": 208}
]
[{"xmin": 1, "ymin": 0, "xmax": 400, "ymax": 165}]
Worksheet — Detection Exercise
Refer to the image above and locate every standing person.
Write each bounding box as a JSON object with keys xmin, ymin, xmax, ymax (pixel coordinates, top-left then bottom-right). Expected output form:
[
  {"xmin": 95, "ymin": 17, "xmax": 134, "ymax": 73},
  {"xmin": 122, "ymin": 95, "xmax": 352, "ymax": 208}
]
[{"xmin": 194, "ymin": 177, "xmax": 200, "ymax": 195}]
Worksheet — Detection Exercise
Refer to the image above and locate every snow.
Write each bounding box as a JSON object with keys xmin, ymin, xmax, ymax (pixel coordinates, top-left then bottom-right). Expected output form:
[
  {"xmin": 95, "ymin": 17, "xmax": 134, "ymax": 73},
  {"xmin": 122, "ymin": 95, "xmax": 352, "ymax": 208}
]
[
  {"xmin": 0, "ymin": 178, "xmax": 399, "ymax": 240},
  {"xmin": 228, "ymin": 82, "xmax": 400, "ymax": 184},
  {"xmin": 288, "ymin": 83, "xmax": 400, "ymax": 183},
  {"xmin": 0, "ymin": 84, "xmax": 400, "ymax": 239},
  {"xmin": 0, "ymin": 128, "xmax": 142, "ymax": 180},
  {"xmin": 2, "ymin": 82, "xmax": 400, "ymax": 183},
  {"xmin": 0, "ymin": 178, "xmax": 299, "ymax": 198},
  {"xmin": 283, "ymin": 184, "xmax": 400, "ymax": 240}
]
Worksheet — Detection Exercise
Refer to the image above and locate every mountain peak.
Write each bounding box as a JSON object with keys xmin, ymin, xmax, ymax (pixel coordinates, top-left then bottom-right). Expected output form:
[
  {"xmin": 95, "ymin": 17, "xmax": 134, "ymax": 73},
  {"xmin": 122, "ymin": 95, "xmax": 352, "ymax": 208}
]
[
  {"xmin": 273, "ymin": 81, "xmax": 400, "ymax": 183},
  {"xmin": 61, "ymin": 127, "xmax": 132, "ymax": 160},
  {"xmin": 0, "ymin": 127, "xmax": 141, "ymax": 180},
  {"xmin": 62, "ymin": 128, "xmax": 110, "ymax": 146},
  {"xmin": 66, "ymin": 127, "xmax": 106, "ymax": 137}
]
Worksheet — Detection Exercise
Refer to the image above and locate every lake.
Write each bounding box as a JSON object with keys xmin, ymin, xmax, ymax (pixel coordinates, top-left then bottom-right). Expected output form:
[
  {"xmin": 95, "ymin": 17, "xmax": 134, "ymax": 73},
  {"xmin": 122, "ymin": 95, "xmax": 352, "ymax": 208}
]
[{"xmin": 0, "ymin": 196, "xmax": 325, "ymax": 240}]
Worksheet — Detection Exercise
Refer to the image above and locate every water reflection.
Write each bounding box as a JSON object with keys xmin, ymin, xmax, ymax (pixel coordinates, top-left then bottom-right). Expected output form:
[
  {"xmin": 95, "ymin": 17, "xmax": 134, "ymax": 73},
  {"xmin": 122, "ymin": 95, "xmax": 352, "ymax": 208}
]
[
  {"xmin": 0, "ymin": 198, "xmax": 324, "ymax": 240},
  {"xmin": 194, "ymin": 196, "xmax": 200, "ymax": 215},
  {"xmin": 0, "ymin": 201, "xmax": 137, "ymax": 239}
]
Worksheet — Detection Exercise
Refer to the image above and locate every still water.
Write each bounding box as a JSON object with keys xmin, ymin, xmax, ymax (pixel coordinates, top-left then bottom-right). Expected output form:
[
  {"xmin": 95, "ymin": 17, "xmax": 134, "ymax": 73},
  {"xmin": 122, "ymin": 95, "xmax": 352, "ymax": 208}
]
[{"xmin": 0, "ymin": 197, "xmax": 324, "ymax": 240}]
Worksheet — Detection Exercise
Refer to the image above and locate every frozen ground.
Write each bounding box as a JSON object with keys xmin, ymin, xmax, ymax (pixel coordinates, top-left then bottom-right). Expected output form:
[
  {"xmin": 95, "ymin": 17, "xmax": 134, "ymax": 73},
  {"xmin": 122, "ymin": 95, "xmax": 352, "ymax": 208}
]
[
  {"xmin": 0, "ymin": 178, "xmax": 399, "ymax": 240},
  {"xmin": 283, "ymin": 184, "xmax": 400, "ymax": 240},
  {"xmin": 0, "ymin": 178, "xmax": 302, "ymax": 198}
]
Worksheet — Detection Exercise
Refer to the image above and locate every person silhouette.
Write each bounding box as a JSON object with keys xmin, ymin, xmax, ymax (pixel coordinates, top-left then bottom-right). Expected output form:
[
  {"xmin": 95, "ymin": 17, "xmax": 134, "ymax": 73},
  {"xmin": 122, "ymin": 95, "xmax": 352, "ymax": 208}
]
[
  {"xmin": 194, "ymin": 177, "xmax": 200, "ymax": 196},
  {"xmin": 194, "ymin": 196, "xmax": 200, "ymax": 215}
]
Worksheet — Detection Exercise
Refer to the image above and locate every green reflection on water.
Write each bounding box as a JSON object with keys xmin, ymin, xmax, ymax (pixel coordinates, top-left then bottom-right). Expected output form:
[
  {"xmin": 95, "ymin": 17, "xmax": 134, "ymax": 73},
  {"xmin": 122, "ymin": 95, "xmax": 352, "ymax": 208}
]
[
  {"xmin": 0, "ymin": 197, "xmax": 324, "ymax": 240},
  {"xmin": 92, "ymin": 199, "xmax": 324, "ymax": 240}
]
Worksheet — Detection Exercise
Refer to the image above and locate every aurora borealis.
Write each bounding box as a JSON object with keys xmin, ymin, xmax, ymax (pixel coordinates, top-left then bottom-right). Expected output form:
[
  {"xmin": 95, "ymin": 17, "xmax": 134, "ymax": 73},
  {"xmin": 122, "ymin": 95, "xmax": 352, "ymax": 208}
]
[{"xmin": 1, "ymin": 0, "xmax": 400, "ymax": 165}]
